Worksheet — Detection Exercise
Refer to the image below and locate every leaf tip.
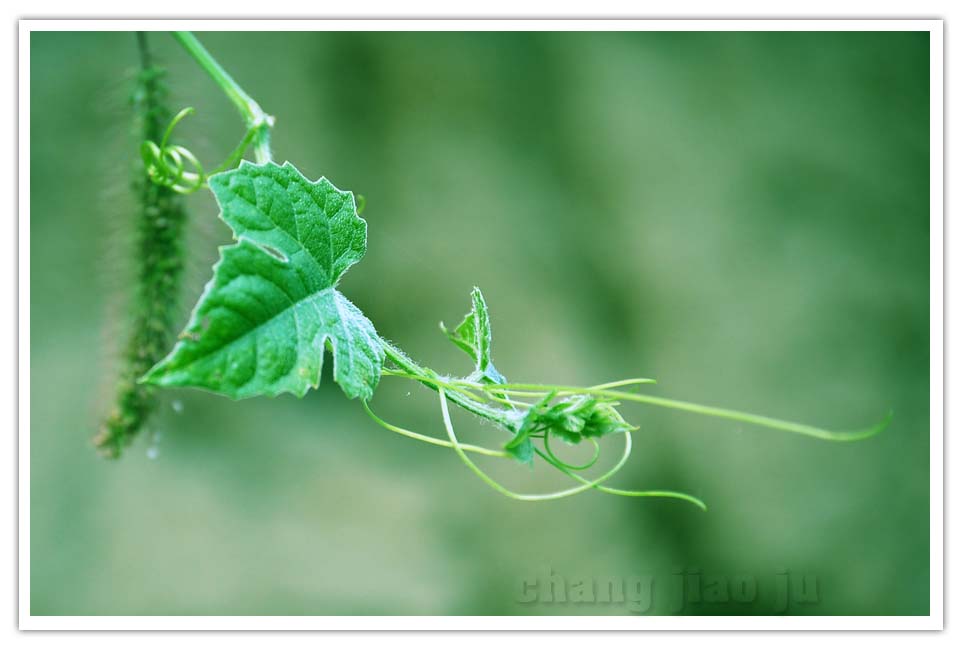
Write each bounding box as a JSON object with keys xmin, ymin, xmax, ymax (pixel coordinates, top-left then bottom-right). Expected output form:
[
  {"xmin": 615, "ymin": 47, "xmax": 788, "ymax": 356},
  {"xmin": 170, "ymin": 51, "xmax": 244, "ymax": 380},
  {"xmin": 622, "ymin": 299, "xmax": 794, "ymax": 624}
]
[{"xmin": 137, "ymin": 364, "xmax": 164, "ymax": 386}]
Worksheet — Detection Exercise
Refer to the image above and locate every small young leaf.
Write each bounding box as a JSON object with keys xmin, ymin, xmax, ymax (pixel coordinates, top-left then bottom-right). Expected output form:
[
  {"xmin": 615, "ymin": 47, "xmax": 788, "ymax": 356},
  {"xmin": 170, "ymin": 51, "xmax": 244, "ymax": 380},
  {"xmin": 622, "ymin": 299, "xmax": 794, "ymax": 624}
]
[
  {"xmin": 537, "ymin": 396, "xmax": 634, "ymax": 444},
  {"xmin": 505, "ymin": 437, "xmax": 535, "ymax": 465},
  {"xmin": 141, "ymin": 161, "xmax": 384, "ymax": 400},
  {"xmin": 441, "ymin": 287, "xmax": 506, "ymax": 384},
  {"xmin": 502, "ymin": 391, "xmax": 556, "ymax": 464}
]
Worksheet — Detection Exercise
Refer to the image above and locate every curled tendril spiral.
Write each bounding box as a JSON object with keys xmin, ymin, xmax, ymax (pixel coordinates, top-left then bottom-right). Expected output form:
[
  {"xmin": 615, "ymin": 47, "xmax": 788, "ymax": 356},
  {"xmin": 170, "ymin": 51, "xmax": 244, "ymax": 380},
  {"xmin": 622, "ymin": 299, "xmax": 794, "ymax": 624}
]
[
  {"xmin": 141, "ymin": 107, "xmax": 205, "ymax": 194},
  {"xmin": 141, "ymin": 106, "xmax": 259, "ymax": 195}
]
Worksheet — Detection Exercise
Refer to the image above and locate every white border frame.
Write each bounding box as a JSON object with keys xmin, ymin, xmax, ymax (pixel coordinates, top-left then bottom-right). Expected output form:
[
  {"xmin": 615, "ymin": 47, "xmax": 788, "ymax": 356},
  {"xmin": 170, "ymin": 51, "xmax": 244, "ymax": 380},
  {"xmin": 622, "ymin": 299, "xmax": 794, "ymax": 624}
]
[{"xmin": 17, "ymin": 18, "xmax": 944, "ymax": 631}]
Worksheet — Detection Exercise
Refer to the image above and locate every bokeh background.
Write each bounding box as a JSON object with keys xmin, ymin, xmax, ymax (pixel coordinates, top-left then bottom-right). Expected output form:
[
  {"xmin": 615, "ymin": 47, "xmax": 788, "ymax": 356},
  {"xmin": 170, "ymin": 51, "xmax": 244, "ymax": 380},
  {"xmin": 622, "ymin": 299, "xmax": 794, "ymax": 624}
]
[{"xmin": 30, "ymin": 31, "xmax": 930, "ymax": 616}]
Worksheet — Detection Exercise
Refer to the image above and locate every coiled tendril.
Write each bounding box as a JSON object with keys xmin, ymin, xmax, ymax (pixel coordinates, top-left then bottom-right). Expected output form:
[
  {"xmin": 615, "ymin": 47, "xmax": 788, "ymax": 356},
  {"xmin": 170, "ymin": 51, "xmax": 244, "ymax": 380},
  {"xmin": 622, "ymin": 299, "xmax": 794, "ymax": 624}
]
[
  {"xmin": 141, "ymin": 106, "xmax": 257, "ymax": 194},
  {"xmin": 140, "ymin": 107, "xmax": 205, "ymax": 194}
]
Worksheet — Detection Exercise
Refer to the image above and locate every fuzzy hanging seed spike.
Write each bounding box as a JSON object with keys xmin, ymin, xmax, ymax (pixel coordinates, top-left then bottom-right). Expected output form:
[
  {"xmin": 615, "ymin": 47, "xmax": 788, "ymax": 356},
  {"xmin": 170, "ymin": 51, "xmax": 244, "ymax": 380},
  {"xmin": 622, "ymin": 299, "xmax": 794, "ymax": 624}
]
[{"xmin": 94, "ymin": 33, "xmax": 188, "ymax": 458}]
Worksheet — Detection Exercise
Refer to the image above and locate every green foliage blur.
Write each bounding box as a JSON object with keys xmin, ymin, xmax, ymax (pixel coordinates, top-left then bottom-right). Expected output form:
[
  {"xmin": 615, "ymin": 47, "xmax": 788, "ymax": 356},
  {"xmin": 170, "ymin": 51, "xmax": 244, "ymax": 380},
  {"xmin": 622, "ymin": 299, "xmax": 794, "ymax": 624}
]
[{"xmin": 29, "ymin": 30, "xmax": 930, "ymax": 616}]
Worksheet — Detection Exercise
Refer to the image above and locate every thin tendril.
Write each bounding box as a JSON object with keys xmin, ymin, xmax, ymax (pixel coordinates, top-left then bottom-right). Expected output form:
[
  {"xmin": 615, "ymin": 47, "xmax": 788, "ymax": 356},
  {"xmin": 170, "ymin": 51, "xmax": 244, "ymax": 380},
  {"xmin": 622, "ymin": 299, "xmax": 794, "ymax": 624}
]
[
  {"xmin": 212, "ymin": 127, "xmax": 258, "ymax": 173},
  {"xmin": 141, "ymin": 107, "xmax": 205, "ymax": 194},
  {"xmin": 433, "ymin": 378, "xmax": 890, "ymax": 443},
  {"xmin": 542, "ymin": 433, "xmax": 601, "ymax": 471},
  {"xmin": 533, "ymin": 446, "xmax": 708, "ymax": 511},
  {"xmin": 361, "ymin": 400, "xmax": 509, "ymax": 459},
  {"xmin": 591, "ymin": 378, "xmax": 658, "ymax": 390}
]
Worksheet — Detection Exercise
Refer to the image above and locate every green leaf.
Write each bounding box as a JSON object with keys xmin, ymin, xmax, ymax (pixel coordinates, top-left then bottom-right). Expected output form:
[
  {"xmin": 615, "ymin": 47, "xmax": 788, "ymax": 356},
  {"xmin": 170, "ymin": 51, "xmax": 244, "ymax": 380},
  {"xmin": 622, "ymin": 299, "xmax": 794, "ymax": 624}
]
[
  {"xmin": 501, "ymin": 391, "xmax": 555, "ymax": 464},
  {"xmin": 141, "ymin": 161, "xmax": 384, "ymax": 401},
  {"xmin": 505, "ymin": 437, "xmax": 535, "ymax": 465},
  {"xmin": 441, "ymin": 287, "xmax": 506, "ymax": 384}
]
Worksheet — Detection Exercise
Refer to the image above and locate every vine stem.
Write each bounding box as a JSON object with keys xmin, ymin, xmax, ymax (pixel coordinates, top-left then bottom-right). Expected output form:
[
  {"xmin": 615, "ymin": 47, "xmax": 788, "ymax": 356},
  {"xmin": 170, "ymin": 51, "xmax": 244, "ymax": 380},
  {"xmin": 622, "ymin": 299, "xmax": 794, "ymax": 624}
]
[
  {"xmin": 172, "ymin": 31, "xmax": 273, "ymax": 164},
  {"xmin": 380, "ymin": 338, "xmax": 522, "ymax": 433}
]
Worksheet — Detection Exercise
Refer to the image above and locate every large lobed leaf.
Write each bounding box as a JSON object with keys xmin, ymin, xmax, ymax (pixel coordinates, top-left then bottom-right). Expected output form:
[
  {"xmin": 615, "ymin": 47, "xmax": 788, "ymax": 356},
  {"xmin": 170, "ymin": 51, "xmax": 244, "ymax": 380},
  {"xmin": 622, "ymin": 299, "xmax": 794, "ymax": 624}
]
[{"xmin": 141, "ymin": 161, "xmax": 384, "ymax": 400}]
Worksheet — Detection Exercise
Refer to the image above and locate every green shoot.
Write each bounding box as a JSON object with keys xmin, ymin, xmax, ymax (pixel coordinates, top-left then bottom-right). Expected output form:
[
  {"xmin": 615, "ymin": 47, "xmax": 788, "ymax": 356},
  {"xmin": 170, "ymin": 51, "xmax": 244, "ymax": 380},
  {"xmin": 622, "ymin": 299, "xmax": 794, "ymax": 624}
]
[{"xmin": 122, "ymin": 31, "xmax": 891, "ymax": 511}]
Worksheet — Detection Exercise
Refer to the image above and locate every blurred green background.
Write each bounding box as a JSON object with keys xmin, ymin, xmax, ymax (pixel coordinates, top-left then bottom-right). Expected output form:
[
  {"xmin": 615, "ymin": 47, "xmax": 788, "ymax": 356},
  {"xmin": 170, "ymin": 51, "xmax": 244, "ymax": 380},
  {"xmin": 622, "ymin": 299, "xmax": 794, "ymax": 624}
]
[{"xmin": 30, "ymin": 31, "xmax": 930, "ymax": 616}]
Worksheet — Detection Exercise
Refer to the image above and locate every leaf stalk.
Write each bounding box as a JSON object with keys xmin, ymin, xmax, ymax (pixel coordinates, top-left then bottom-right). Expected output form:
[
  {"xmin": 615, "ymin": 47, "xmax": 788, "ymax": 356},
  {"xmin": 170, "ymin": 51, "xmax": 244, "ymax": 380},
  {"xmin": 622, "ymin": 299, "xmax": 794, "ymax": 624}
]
[{"xmin": 171, "ymin": 31, "xmax": 274, "ymax": 164}]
